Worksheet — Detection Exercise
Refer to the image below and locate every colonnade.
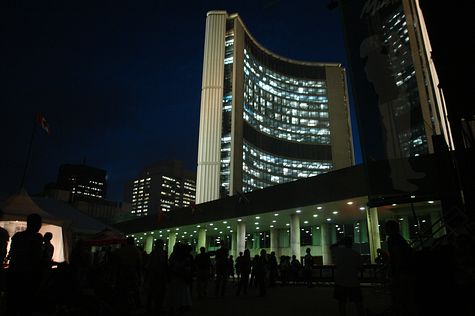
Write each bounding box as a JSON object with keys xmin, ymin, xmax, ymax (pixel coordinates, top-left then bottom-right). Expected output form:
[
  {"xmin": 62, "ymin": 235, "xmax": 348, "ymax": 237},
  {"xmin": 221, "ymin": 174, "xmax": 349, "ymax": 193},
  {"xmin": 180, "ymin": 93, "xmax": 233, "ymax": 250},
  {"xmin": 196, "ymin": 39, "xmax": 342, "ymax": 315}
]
[{"xmin": 157, "ymin": 208, "xmax": 444, "ymax": 264}]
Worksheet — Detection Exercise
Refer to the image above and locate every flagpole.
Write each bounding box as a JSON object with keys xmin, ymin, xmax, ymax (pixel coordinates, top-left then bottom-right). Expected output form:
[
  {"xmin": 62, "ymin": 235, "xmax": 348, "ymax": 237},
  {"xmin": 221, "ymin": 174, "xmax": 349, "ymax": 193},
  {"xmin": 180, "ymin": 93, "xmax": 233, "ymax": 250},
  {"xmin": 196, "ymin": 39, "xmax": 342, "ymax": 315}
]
[{"xmin": 19, "ymin": 117, "xmax": 37, "ymax": 190}]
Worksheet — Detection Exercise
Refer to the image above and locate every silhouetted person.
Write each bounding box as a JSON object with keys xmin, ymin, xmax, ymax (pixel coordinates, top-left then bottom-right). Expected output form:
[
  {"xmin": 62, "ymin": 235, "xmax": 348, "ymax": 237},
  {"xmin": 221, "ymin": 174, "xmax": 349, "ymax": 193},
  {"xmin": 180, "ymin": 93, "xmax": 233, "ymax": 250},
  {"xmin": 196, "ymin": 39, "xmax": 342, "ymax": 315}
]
[
  {"xmin": 303, "ymin": 248, "xmax": 314, "ymax": 288},
  {"xmin": 451, "ymin": 233, "xmax": 475, "ymax": 315},
  {"xmin": 290, "ymin": 255, "xmax": 301, "ymax": 284},
  {"xmin": 228, "ymin": 255, "xmax": 235, "ymax": 283},
  {"xmin": 331, "ymin": 236, "xmax": 365, "ymax": 316},
  {"xmin": 69, "ymin": 239, "xmax": 91, "ymax": 291},
  {"xmin": 375, "ymin": 248, "xmax": 389, "ymax": 284},
  {"xmin": 268, "ymin": 251, "xmax": 278, "ymax": 287},
  {"xmin": 0, "ymin": 210, "xmax": 9, "ymax": 264},
  {"xmin": 6, "ymin": 213, "xmax": 43, "ymax": 316},
  {"xmin": 40, "ymin": 232, "xmax": 55, "ymax": 294},
  {"xmin": 195, "ymin": 246, "xmax": 211, "ymax": 298},
  {"xmin": 214, "ymin": 243, "xmax": 229, "ymax": 296},
  {"xmin": 255, "ymin": 249, "xmax": 268, "ymax": 297},
  {"xmin": 116, "ymin": 236, "xmax": 143, "ymax": 312},
  {"xmin": 166, "ymin": 243, "xmax": 192, "ymax": 314},
  {"xmin": 235, "ymin": 251, "xmax": 243, "ymax": 283},
  {"xmin": 146, "ymin": 239, "xmax": 168, "ymax": 313},
  {"xmin": 385, "ymin": 220, "xmax": 416, "ymax": 316},
  {"xmin": 279, "ymin": 256, "xmax": 291, "ymax": 285},
  {"xmin": 236, "ymin": 249, "xmax": 251, "ymax": 296},
  {"xmin": 250, "ymin": 254, "xmax": 260, "ymax": 288},
  {"xmin": 0, "ymin": 210, "xmax": 9, "ymax": 295},
  {"xmin": 42, "ymin": 232, "xmax": 54, "ymax": 267}
]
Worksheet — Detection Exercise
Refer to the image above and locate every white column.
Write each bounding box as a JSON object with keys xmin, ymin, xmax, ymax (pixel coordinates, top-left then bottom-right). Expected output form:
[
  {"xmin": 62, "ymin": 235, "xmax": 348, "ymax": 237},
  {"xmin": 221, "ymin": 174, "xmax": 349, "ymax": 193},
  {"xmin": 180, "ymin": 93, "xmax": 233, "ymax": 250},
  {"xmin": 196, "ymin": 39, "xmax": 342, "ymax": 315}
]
[
  {"xmin": 195, "ymin": 12, "xmax": 227, "ymax": 204},
  {"xmin": 366, "ymin": 208, "xmax": 381, "ymax": 264},
  {"xmin": 331, "ymin": 224, "xmax": 337, "ymax": 244},
  {"xmin": 399, "ymin": 216, "xmax": 410, "ymax": 241},
  {"xmin": 144, "ymin": 235, "xmax": 154, "ymax": 254},
  {"xmin": 168, "ymin": 232, "xmax": 177, "ymax": 258},
  {"xmin": 253, "ymin": 233, "xmax": 260, "ymax": 250},
  {"xmin": 290, "ymin": 214, "xmax": 301, "ymax": 260},
  {"xmin": 270, "ymin": 228, "xmax": 279, "ymax": 256},
  {"xmin": 321, "ymin": 222, "xmax": 332, "ymax": 265},
  {"xmin": 236, "ymin": 222, "xmax": 246, "ymax": 257},
  {"xmin": 197, "ymin": 227, "xmax": 207, "ymax": 251},
  {"xmin": 312, "ymin": 226, "xmax": 321, "ymax": 246},
  {"xmin": 232, "ymin": 231, "xmax": 237, "ymax": 258},
  {"xmin": 360, "ymin": 220, "xmax": 369, "ymax": 243}
]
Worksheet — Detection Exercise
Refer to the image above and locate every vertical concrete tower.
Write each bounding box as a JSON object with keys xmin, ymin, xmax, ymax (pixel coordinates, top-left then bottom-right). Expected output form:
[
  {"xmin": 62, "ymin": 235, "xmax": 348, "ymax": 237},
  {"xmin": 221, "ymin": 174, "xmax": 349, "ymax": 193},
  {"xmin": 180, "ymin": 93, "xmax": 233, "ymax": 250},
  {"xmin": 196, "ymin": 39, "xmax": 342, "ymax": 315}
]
[{"xmin": 196, "ymin": 12, "xmax": 354, "ymax": 204}]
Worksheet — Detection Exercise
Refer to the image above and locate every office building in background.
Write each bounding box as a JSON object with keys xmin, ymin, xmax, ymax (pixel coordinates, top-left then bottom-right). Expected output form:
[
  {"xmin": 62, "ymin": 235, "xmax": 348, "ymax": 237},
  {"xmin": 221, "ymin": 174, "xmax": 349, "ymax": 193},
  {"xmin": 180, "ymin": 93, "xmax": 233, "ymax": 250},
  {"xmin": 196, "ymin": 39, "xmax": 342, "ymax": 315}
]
[
  {"xmin": 126, "ymin": 160, "xmax": 196, "ymax": 217},
  {"xmin": 56, "ymin": 164, "xmax": 107, "ymax": 200}
]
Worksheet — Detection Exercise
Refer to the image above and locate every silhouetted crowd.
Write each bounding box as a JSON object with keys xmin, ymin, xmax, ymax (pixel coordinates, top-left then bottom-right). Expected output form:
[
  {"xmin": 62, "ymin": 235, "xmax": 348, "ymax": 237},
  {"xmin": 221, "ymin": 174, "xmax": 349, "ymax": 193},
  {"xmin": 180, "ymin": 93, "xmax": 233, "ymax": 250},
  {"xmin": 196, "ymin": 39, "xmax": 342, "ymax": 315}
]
[{"xmin": 0, "ymin": 213, "xmax": 474, "ymax": 316}]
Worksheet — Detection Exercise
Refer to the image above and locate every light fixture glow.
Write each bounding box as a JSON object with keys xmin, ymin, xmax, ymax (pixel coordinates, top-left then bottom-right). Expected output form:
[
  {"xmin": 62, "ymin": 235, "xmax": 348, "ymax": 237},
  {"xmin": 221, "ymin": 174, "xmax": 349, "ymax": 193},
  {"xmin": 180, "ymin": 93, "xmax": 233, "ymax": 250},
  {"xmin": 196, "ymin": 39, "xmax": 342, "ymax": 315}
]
[
  {"xmin": 347, "ymin": 201, "xmax": 354, "ymax": 205},
  {"xmin": 332, "ymin": 211, "xmax": 338, "ymax": 214},
  {"xmin": 296, "ymin": 210, "xmax": 301, "ymax": 213},
  {"xmin": 317, "ymin": 206, "xmax": 323, "ymax": 210}
]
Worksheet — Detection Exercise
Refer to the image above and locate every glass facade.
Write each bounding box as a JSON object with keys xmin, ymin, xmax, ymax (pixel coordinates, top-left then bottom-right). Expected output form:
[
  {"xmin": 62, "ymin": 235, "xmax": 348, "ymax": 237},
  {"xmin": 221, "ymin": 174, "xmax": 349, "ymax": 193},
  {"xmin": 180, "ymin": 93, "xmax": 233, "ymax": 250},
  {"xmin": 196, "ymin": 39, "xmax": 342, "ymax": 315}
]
[
  {"xmin": 240, "ymin": 48, "xmax": 333, "ymax": 192},
  {"xmin": 220, "ymin": 32, "xmax": 234, "ymax": 197},
  {"xmin": 381, "ymin": 8, "xmax": 428, "ymax": 156},
  {"xmin": 243, "ymin": 49, "xmax": 331, "ymax": 144},
  {"xmin": 242, "ymin": 142, "xmax": 332, "ymax": 192}
]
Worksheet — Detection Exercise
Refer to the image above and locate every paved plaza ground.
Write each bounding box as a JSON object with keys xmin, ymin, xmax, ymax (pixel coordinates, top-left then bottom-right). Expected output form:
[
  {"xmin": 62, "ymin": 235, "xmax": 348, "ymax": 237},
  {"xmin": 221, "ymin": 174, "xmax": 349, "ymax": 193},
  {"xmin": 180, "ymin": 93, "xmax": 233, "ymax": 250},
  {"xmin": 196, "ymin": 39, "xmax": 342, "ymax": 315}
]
[
  {"xmin": 147, "ymin": 282, "xmax": 392, "ymax": 316},
  {"xmin": 24, "ymin": 281, "xmax": 392, "ymax": 316}
]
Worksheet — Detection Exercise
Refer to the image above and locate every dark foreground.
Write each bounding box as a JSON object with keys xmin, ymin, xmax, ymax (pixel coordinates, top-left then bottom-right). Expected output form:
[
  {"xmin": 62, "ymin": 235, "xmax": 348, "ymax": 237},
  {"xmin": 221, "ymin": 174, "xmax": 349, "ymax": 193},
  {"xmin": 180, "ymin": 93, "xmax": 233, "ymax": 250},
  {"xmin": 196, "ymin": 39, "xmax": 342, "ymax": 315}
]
[{"xmin": 24, "ymin": 281, "xmax": 391, "ymax": 316}]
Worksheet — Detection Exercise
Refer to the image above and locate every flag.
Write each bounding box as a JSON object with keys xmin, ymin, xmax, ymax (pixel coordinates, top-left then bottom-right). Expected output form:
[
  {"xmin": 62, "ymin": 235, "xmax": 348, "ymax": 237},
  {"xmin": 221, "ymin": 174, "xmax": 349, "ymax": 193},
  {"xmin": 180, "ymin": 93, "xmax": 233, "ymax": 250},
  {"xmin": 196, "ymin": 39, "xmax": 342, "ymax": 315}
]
[{"xmin": 36, "ymin": 113, "xmax": 51, "ymax": 135}]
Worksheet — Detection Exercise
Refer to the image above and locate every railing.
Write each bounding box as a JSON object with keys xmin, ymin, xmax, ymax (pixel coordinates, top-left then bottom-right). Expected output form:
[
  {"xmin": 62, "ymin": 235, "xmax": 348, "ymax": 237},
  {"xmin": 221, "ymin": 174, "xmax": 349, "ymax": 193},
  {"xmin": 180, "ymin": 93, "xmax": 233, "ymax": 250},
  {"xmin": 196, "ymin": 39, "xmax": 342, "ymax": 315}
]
[
  {"xmin": 282, "ymin": 264, "xmax": 389, "ymax": 284},
  {"xmin": 410, "ymin": 205, "xmax": 474, "ymax": 250}
]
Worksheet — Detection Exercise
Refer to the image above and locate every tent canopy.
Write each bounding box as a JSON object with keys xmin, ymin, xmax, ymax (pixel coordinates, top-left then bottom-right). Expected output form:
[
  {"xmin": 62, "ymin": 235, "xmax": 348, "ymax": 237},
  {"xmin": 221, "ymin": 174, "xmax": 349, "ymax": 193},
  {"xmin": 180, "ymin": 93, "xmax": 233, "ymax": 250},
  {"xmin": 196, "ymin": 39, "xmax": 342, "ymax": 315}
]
[
  {"xmin": 0, "ymin": 189, "xmax": 66, "ymax": 226},
  {"xmin": 0, "ymin": 190, "xmax": 123, "ymax": 262},
  {"xmin": 84, "ymin": 228, "xmax": 126, "ymax": 246}
]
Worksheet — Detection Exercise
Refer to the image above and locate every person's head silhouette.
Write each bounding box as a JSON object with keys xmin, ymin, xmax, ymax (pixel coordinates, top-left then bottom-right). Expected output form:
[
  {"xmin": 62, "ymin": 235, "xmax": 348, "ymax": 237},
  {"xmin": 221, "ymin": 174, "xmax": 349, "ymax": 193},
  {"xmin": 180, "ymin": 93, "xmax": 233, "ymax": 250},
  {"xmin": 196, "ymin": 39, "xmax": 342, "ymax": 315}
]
[
  {"xmin": 44, "ymin": 232, "xmax": 53, "ymax": 242},
  {"xmin": 26, "ymin": 213, "xmax": 42, "ymax": 233}
]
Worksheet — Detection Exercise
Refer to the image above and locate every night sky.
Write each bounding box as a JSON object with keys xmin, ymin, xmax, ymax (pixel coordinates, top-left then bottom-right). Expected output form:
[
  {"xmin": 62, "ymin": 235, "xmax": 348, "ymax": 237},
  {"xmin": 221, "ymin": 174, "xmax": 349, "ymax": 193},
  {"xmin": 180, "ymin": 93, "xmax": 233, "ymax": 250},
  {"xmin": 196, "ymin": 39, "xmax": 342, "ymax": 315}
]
[{"xmin": 1, "ymin": 1, "xmax": 361, "ymax": 201}]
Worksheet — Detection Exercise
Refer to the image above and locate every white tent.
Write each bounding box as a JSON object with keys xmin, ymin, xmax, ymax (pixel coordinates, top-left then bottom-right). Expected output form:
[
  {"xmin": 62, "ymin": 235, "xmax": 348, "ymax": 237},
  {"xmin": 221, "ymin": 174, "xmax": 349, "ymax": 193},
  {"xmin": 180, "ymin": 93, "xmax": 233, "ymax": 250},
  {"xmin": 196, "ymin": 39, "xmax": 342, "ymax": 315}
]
[
  {"xmin": 0, "ymin": 190, "xmax": 69, "ymax": 262},
  {"xmin": 0, "ymin": 190, "xmax": 112, "ymax": 263}
]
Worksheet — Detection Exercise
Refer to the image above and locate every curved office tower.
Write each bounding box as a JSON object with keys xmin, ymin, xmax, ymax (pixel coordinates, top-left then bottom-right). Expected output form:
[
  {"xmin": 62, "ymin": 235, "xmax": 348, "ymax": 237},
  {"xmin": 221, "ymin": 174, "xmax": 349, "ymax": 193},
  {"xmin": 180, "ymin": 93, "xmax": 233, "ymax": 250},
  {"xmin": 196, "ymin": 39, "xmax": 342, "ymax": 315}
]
[{"xmin": 196, "ymin": 12, "xmax": 353, "ymax": 204}]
